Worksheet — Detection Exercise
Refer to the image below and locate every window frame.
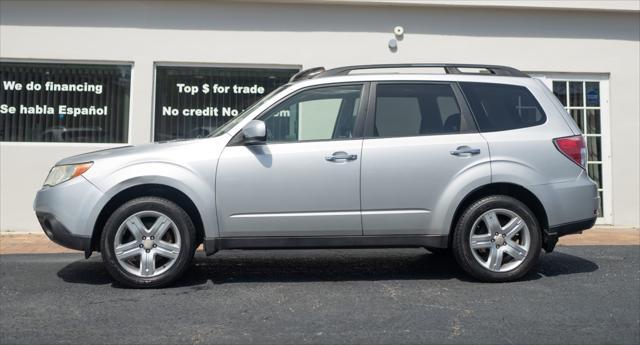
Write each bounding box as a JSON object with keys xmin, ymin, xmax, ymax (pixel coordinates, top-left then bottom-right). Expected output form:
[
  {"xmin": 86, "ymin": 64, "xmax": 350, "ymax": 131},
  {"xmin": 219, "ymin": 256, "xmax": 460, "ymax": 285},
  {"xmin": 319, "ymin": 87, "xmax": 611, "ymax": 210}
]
[
  {"xmin": 228, "ymin": 82, "xmax": 370, "ymax": 146},
  {"xmin": 362, "ymin": 81, "xmax": 477, "ymax": 139}
]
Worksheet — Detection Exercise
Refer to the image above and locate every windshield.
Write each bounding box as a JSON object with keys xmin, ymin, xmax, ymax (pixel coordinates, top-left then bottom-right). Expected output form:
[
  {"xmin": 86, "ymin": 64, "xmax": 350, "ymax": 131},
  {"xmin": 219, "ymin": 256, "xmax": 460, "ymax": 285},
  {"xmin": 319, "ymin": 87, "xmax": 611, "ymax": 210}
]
[{"xmin": 208, "ymin": 84, "xmax": 292, "ymax": 137}]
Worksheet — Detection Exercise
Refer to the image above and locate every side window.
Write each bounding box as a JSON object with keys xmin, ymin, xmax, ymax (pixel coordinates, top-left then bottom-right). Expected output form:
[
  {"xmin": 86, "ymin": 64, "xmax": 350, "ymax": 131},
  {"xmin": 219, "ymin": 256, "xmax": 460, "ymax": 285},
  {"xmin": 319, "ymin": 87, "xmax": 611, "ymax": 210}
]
[
  {"xmin": 260, "ymin": 85, "xmax": 362, "ymax": 142},
  {"xmin": 460, "ymin": 82, "xmax": 546, "ymax": 132},
  {"xmin": 373, "ymin": 83, "xmax": 470, "ymax": 138}
]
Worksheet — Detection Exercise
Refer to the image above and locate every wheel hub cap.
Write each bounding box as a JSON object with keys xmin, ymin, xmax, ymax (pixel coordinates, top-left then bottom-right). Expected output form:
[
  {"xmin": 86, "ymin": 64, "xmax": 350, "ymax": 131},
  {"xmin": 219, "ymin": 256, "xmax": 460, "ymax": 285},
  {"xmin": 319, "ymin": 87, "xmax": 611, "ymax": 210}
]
[
  {"xmin": 143, "ymin": 239, "xmax": 154, "ymax": 250},
  {"xmin": 494, "ymin": 235, "xmax": 505, "ymax": 246}
]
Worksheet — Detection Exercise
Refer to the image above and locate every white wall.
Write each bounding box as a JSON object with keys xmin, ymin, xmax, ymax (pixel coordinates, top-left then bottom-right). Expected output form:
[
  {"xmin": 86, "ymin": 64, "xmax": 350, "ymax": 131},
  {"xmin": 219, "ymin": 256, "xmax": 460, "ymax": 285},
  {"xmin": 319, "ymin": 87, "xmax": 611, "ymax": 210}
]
[
  {"xmin": 257, "ymin": 0, "xmax": 640, "ymax": 12},
  {"xmin": 1, "ymin": 0, "xmax": 638, "ymax": 231}
]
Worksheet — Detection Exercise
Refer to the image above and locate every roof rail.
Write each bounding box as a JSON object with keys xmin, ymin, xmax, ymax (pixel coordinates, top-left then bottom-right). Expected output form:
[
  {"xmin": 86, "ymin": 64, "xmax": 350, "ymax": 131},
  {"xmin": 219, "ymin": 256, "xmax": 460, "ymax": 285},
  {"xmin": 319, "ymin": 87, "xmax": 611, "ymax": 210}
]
[
  {"xmin": 289, "ymin": 67, "xmax": 326, "ymax": 82},
  {"xmin": 320, "ymin": 64, "xmax": 530, "ymax": 78}
]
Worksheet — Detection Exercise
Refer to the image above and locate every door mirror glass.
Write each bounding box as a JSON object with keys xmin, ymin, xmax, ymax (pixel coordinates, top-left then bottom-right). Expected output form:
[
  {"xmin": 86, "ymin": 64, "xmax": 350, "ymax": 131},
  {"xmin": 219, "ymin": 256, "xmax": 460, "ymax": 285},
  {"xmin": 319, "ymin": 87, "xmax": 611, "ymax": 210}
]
[{"xmin": 242, "ymin": 120, "xmax": 267, "ymax": 144}]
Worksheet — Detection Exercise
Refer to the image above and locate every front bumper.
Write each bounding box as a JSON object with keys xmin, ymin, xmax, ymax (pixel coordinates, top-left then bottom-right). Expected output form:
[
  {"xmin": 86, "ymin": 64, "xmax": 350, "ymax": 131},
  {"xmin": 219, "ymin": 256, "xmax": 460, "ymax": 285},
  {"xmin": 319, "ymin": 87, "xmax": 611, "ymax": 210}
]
[
  {"xmin": 33, "ymin": 176, "xmax": 104, "ymax": 257},
  {"xmin": 36, "ymin": 211, "xmax": 92, "ymax": 255}
]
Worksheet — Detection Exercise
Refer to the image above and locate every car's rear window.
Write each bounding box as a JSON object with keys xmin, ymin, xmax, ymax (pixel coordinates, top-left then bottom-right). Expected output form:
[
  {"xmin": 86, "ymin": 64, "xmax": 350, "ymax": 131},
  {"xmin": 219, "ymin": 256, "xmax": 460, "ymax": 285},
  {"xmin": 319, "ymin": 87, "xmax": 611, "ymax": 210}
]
[{"xmin": 460, "ymin": 82, "xmax": 546, "ymax": 132}]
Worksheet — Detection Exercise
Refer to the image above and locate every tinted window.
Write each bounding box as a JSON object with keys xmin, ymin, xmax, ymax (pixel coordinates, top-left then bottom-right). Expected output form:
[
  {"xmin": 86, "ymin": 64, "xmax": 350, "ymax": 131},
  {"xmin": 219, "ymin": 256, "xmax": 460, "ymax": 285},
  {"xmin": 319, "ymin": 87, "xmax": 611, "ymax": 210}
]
[
  {"xmin": 373, "ymin": 83, "xmax": 471, "ymax": 138},
  {"xmin": 0, "ymin": 62, "xmax": 131, "ymax": 143},
  {"xmin": 154, "ymin": 66, "xmax": 297, "ymax": 141},
  {"xmin": 460, "ymin": 82, "xmax": 546, "ymax": 132},
  {"xmin": 260, "ymin": 85, "xmax": 362, "ymax": 142}
]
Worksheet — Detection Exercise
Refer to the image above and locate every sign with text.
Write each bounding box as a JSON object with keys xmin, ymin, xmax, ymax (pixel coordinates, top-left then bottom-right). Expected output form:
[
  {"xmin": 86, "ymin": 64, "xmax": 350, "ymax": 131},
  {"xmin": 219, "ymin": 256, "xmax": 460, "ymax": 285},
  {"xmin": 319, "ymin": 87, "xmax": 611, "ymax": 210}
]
[
  {"xmin": 0, "ymin": 62, "xmax": 131, "ymax": 143},
  {"xmin": 154, "ymin": 66, "xmax": 297, "ymax": 141}
]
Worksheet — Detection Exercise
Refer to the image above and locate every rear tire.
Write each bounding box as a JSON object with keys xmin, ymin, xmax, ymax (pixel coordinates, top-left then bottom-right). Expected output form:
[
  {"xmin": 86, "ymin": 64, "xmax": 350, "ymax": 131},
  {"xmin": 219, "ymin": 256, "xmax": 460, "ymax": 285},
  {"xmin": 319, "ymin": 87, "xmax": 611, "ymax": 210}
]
[
  {"xmin": 100, "ymin": 197, "xmax": 197, "ymax": 288},
  {"xmin": 452, "ymin": 195, "xmax": 541, "ymax": 282}
]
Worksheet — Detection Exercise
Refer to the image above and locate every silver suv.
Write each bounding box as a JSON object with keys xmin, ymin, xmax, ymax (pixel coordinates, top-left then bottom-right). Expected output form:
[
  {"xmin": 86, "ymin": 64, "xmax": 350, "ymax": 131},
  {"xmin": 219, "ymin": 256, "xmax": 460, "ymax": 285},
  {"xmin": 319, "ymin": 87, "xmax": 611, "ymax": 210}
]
[{"xmin": 34, "ymin": 64, "xmax": 598, "ymax": 288}]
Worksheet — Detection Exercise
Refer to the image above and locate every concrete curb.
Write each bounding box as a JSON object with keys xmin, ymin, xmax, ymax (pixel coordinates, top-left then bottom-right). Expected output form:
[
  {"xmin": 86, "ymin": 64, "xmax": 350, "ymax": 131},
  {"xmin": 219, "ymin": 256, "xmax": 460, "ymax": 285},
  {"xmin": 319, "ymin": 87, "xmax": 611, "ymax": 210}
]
[{"xmin": 1, "ymin": 228, "xmax": 638, "ymax": 255}]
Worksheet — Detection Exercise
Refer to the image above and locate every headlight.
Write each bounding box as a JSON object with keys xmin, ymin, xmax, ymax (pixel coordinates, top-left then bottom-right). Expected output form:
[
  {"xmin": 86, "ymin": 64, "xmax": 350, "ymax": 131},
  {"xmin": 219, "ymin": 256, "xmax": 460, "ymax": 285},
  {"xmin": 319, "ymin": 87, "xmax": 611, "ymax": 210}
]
[{"xmin": 43, "ymin": 162, "xmax": 93, "ymax": 187}]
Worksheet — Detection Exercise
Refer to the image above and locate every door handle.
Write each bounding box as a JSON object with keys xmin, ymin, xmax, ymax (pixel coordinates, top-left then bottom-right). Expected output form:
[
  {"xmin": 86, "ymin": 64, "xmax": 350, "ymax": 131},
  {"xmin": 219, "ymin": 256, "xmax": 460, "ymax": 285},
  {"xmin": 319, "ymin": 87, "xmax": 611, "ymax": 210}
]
[
  {"xmin": 450, "ymin": 146, "xmax": 481, "ymax": 156},
  {"xmin": 325, "ymin": 151, "xmax": 358, "ymax": 162}
]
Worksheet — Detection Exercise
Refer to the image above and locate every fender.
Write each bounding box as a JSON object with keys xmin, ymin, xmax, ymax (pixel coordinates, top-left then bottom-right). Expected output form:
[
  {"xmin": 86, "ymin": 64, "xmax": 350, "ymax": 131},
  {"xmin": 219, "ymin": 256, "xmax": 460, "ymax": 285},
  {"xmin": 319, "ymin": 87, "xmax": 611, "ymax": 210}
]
[
  {"xmin": 88, "ymin": 161, "xmax": 220, "ymax": 240},
  {"xmin": 427, "ymin": 159, "xmax": 492, "ymax": 236},
  {"xmin": 490, "ymin": 158, "xmax": 568, "ymax": 226}
]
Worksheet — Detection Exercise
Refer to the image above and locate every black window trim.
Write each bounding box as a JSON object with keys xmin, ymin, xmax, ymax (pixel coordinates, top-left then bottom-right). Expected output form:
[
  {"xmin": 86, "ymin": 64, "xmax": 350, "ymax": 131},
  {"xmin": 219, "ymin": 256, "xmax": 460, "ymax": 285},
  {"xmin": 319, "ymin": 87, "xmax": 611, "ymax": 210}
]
[
  {"xmin": 362, "ymin": 81, "xmax": 478, "ymax": 139},
  {"xmin": 228, "ymin": 82, "xmax": 370, "ymax": 146}
]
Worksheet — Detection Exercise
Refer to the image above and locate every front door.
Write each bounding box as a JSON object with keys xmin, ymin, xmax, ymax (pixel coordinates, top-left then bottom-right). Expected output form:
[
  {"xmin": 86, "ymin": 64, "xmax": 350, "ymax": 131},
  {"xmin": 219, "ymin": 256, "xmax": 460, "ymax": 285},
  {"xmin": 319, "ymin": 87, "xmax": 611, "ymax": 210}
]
[
  {"xmin": 360, "ymin": 82, "xmax": 491, "ymax": 235},
  {"xmin": 216, "ymin": 84, "xmax": 366, "ymax": 237}
]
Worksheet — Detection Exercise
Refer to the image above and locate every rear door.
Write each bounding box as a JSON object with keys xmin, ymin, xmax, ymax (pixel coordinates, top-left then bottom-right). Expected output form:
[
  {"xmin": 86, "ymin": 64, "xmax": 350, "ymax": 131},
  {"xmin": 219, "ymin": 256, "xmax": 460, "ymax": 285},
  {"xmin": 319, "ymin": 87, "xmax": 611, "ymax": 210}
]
[{"xmin": 360, "ymin": 82, "xmax": 491, "ymax": 235}]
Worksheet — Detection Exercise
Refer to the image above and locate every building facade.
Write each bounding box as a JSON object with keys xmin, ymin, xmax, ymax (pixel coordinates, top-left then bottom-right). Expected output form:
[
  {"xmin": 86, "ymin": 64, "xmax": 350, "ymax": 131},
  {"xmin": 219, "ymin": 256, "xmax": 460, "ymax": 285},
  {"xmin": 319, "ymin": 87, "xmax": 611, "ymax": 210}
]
[{"xmin": 1, "ymin": 0, "xmax": 639, "ymax": 231}]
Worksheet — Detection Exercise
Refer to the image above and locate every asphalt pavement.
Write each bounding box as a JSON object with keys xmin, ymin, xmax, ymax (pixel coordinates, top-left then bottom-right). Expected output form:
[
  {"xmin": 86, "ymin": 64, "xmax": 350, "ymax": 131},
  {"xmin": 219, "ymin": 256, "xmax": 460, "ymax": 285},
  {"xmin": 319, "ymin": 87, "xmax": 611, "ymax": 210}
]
[{"xmin": 1, "ymin": 246, "xmax": 639, "ymax": 345}]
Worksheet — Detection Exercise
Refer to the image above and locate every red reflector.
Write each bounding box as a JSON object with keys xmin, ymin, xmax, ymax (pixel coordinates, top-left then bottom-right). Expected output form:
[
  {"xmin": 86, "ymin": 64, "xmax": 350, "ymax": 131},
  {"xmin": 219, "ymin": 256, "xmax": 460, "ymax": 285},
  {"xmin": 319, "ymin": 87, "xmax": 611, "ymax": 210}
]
[{"xmin": 554, "ymin": 135, "xmax": 586, "ymax": 169}]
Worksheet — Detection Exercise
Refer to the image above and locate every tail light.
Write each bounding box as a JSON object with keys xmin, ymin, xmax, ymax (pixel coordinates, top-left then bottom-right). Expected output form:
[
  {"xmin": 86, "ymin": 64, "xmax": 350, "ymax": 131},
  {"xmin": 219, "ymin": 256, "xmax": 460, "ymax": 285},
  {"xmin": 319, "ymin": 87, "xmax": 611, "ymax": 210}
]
[{"xmin": 554, "ymin": 135, "xmax": 587, "ymax": 169}]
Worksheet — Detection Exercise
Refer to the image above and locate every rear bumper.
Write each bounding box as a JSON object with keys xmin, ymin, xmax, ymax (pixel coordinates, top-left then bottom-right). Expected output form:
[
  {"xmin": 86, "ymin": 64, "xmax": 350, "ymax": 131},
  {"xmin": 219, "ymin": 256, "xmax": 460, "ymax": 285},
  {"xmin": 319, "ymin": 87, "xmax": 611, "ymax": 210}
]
[
  {"xmin": 549, "ymin": 217, "xmax": 598, "ymax": 237},
  {"xmin": 543, "ymin": 216, "xmax": 597, "ymax": 252},
  {"xmin": 530, "ymin": 170, "xmax": 599, "ymax": 228},
  {"xmin": 530, "ymin": 169, "xmax": 599, "ymax": 252}
]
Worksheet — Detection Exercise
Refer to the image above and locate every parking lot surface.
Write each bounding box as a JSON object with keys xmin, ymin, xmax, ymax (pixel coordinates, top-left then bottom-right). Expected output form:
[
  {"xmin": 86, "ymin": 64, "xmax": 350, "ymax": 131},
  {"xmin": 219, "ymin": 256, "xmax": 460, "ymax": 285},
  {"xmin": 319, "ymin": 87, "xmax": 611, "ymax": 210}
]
[{"xmin": 1, "ymin": 246, "xmax": 639, "ymax": 345}]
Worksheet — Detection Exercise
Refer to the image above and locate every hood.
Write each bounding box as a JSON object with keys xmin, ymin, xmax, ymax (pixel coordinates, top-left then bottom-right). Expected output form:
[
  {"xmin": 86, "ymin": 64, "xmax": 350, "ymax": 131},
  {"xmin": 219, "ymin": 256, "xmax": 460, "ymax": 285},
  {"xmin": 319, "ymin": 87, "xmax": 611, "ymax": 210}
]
[{"xmin": 55, "ymin": 138, "xmax": 215, "ymax": 166}]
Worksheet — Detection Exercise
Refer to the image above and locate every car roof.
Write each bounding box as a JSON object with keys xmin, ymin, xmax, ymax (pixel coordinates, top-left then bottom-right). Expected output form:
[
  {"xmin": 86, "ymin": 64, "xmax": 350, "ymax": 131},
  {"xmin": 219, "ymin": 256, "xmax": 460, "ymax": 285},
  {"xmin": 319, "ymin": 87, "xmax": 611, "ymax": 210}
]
[
  {"xmin": 287, "ymin": 64, "xmax": 533, "ymax": 88},
  {"xmin": 291, "ymin": 73, "xmax": 536, "ymax": 90}
]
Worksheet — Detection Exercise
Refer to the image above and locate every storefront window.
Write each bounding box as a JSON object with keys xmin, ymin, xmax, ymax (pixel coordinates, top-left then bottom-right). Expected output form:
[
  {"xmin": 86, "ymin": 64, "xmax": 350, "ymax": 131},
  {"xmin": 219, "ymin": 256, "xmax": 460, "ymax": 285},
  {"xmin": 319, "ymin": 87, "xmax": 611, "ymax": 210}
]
[
  {"xmin": 0, "ymin": 62, "xmax": 131, "ymax": 143},
  {"xmin": 154, "ymin": 65, "xmax": 298, "ymax": 141}
]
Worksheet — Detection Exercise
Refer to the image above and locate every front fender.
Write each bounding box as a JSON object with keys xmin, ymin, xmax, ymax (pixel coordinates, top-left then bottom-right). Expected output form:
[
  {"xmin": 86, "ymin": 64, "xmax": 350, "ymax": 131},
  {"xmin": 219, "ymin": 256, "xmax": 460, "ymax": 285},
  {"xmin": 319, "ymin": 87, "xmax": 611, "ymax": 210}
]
[{"xmin": 88, "ymin": 162, "xmax": 219, "ymax": 239}]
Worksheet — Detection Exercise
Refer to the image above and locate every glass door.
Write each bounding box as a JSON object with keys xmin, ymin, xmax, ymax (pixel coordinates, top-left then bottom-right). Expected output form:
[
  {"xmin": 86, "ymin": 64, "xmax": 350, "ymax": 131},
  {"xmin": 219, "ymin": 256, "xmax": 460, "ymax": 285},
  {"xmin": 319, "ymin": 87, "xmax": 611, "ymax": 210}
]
[{"xmin": 532, "ymin": 74, "xmax": 611, "ymax": 224}]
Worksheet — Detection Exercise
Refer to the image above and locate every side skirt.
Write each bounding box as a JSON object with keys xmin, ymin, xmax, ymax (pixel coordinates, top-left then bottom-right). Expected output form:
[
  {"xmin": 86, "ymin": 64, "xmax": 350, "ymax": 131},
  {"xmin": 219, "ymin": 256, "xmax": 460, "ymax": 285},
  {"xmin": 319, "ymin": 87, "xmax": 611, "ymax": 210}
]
[{"xmin": 203, "ymin": 235, "xmax": 448, "ymax": 256}]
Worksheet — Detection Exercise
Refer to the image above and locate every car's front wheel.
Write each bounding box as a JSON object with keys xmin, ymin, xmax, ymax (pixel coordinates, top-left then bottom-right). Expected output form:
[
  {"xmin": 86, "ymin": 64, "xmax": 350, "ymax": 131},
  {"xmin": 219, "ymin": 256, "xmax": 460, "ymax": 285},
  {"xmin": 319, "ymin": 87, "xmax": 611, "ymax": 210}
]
[
  {"xmin": 100, "ymin": 197, "xmax": 196, "ymax": 288},
  {"xmin": 452, "ymin": 195, "xmax": 541, "ymax": 282}
]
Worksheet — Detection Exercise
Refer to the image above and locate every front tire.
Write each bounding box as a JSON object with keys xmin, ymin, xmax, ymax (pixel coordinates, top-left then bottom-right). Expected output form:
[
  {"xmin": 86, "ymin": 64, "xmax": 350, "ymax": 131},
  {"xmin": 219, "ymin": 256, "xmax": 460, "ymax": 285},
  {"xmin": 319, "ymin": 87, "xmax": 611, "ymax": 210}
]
[
  {"xmin": 452, "ymin": 195, "xmax": 541, "ymax": 282},
  {"xmin": 100, "ymin": 197, "xmax": 197, "ymax": 288}
]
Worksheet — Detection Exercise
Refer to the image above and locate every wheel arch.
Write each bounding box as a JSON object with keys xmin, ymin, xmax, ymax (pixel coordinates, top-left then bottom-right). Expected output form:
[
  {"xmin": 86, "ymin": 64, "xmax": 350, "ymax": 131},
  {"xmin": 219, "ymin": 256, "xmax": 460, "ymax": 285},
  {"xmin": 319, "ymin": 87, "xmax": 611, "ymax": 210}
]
[
  {"xmin": 448, "ymin": 182, "xmax": 549, "ymax": 248},
  {"xmin": 90, "ymin": 184, "xmax": 206, "ymax": 253}
]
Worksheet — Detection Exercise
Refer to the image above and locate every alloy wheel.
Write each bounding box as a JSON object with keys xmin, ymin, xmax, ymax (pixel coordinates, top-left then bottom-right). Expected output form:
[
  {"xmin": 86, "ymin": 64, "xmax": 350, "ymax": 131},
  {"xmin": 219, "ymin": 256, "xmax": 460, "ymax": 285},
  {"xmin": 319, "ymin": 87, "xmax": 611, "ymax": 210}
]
[
  {"xmin": 113, "ymin": 210, "xmax": 181, "ymax": 278},
  {"xmin": 468, "ymin": 208, "xmax": 531, "ymax": 272}
]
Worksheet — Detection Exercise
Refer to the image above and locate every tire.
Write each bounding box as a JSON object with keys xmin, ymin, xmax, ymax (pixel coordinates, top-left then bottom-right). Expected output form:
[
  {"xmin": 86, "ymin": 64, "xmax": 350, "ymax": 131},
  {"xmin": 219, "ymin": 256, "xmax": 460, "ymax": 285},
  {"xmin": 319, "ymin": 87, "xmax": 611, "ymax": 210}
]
[
  {"xmin": 452, "ymin": 195, "xmax": 541, "ymax": 282},
  {"xmin": 100, "ymin": 197, "xmax": 197, "ymax": 288}
]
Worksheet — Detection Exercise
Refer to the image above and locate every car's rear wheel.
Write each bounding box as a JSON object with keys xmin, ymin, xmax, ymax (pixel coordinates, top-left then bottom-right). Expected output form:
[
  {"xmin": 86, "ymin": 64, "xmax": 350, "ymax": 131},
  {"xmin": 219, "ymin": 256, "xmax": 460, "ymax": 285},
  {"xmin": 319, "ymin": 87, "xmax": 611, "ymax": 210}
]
[
  {"xmin": 452, "ymin": 195, "xmax": 541, "ymax": 282},
  {"xmin": 100, "ymin": 197, "xmax": 196, "ymax": 288}
]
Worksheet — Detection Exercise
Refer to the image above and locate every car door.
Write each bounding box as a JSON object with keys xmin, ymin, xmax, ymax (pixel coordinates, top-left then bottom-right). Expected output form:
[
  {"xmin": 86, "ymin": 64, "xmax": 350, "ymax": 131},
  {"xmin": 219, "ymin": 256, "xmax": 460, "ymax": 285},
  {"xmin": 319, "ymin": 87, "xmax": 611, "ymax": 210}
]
[
  {"xmin": 360, "ymin": 82, "xmax": 491, "ymax": 235},
  {"xmin": 216, "ymin": 83, "xmax": 367, "ymax": 237}
]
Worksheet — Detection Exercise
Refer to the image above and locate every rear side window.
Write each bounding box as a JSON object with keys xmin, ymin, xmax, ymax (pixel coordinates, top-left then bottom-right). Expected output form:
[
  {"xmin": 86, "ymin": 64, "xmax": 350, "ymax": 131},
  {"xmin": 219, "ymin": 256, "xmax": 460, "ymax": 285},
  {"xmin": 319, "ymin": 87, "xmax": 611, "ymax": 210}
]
[
  {"xmin": 373, "ymin": 83, "xmax": 474, "ymax": 138},
  {"xmin": 460, "ymin": 82, "xmax": 546, "ymax": 132}
]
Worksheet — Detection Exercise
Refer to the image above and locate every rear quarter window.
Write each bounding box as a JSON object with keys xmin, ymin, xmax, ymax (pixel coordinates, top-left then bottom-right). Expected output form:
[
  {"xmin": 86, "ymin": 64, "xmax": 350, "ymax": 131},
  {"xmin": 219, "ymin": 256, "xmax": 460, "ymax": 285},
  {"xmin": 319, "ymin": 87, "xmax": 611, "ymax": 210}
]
[{"xmin": 460, "ymin": 82, "xmax": 546, "ymax": 132}]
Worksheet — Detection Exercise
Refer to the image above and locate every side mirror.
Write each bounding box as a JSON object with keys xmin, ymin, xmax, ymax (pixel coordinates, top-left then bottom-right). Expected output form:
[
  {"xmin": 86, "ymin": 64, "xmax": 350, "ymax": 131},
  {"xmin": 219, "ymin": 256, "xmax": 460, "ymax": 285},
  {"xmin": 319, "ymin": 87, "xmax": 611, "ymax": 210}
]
[{"xmin": 241, "ymin": 120, "xmax": 266, "ymax": 145}]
